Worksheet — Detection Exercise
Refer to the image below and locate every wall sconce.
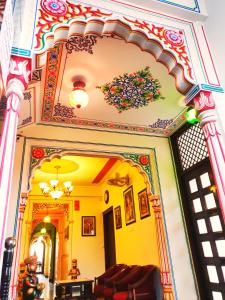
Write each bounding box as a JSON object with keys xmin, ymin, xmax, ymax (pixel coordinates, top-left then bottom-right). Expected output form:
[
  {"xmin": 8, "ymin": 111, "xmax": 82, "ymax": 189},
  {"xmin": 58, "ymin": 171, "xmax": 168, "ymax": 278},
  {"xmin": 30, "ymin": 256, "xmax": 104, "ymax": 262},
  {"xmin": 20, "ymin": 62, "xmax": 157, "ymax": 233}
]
[
  {"xmin": 107, "ymin": 173, "xmax": 130, "ymax": 187},
  {"xmin": 69, "ymin": 80, "xmax": 89, "ymax": 109}
]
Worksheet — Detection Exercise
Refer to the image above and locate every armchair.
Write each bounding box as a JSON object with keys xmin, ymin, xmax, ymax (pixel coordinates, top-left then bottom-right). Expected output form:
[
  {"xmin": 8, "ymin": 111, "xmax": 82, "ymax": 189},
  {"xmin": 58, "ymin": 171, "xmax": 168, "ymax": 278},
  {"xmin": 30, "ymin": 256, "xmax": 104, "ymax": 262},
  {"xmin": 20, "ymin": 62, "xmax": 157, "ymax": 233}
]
[
  {"xmin": 113, "ymin": 265, "xmax": 155, "ymax": 300},
  {"xmin": 94, "ymin": 264, "xmax": 127, "ymax": 298},
  {"xmin": 103, "ymin": 265, "xmax": 132, "ymax": 299},
  {"xmin": 128, "ymin": 266, "xmax": 163, "ymax": 300}
]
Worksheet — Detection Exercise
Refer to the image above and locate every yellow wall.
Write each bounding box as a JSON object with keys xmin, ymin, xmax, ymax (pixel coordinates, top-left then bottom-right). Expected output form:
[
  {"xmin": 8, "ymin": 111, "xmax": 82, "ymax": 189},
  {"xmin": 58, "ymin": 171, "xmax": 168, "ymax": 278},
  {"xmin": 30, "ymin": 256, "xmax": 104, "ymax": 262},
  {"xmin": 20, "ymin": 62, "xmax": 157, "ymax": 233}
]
[
  {"xmin": 71, "ymin": 195, "xmax": 105, "ymax": 280},
  {"xmin": 101, "ymin": 161, "xmax": 159, "ymax": 267}
]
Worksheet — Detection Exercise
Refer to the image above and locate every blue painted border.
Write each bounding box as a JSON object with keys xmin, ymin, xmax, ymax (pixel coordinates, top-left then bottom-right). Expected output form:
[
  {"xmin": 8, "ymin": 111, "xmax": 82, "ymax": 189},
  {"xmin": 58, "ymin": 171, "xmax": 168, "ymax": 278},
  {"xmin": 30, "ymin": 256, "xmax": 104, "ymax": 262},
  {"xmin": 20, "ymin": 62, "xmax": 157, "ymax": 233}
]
[
  {"xmin": 185, "ymin": 83, "xmax": 224, "ymax": 104},
  {"xmin": 156, "ymin": 0, "xmax": 200, "ymax": 13},
  {"xmin": 11, "ymin": 47, "xmax": 31, "ymax": 57}
]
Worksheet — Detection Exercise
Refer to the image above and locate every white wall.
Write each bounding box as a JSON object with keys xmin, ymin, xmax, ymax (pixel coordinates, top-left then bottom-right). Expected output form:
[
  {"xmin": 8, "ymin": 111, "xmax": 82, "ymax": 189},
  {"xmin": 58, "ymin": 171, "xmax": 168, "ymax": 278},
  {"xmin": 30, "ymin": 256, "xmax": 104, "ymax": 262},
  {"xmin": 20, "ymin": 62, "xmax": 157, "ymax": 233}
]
[{"xmin": 204, "ymin": 0, "xmax": 225, "ymax": 135}]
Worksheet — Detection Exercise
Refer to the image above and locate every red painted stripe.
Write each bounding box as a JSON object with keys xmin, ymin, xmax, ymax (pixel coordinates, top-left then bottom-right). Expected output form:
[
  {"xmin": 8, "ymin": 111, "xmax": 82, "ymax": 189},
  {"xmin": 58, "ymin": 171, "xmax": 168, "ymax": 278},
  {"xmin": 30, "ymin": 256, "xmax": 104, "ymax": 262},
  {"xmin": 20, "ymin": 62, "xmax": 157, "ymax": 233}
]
[{"xmin": 92, "ymin": 158, "xmax": 118, "ymax": 183}]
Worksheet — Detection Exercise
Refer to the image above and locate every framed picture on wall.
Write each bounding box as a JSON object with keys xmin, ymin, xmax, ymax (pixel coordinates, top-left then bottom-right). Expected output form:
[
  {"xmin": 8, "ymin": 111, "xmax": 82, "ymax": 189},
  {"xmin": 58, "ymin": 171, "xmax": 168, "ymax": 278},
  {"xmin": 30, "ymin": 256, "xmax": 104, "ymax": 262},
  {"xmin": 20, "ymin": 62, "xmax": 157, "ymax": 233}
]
[
  {"xmin": 123, "ymin": 186, "xmax": 136, "ymax": 225},
  {"xmin": 114, "ymin": 206, "xmax": 122, "ymax": 229},
  {"xmin": 82, "ymin": 216, "xmax": 96, "ymax": 236},
  {"xmin": 138, "ymin": 188, "xmax": 150, "ymax": 219}
]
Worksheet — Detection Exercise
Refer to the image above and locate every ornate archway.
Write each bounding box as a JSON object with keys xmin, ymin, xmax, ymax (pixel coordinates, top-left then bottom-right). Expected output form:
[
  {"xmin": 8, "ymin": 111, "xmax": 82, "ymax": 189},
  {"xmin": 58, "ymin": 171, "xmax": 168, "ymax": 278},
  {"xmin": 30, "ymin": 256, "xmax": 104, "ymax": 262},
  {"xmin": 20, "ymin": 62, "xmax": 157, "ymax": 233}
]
[{"xmin": 35, "ymin": 0, "xmax": 195, "ymax": 95}]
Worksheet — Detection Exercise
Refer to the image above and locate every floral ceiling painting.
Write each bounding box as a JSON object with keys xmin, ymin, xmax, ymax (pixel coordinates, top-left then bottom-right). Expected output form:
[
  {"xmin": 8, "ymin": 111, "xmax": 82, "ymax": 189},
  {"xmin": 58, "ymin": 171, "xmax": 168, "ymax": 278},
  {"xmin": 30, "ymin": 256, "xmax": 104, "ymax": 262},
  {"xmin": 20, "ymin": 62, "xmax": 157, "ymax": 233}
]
[{"xmin": 97, "ymin": 67, "xmax": 164, "ymax": 113}]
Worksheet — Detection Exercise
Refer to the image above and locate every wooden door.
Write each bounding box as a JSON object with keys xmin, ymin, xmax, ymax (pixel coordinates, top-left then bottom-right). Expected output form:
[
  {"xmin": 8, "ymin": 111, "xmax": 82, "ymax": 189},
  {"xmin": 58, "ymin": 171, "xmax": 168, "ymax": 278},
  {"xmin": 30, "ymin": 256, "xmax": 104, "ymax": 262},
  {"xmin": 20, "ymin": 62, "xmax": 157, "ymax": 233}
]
[{"xmin": 103, "ymin": 207, "xmax": 116, "ymax": 270}]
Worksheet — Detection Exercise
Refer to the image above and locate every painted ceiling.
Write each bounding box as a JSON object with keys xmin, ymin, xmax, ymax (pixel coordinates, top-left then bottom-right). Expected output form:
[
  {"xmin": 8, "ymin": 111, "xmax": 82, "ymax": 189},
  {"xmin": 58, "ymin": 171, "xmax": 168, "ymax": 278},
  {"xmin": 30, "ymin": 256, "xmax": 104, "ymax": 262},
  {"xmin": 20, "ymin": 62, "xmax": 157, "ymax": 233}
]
[
  {"xmin": 30, "ymin": 154, "xmax": 120, "ymax": 196},
  {"xmin": 23, "ymin": 35, "xmax": 185, "ymax": 136}
]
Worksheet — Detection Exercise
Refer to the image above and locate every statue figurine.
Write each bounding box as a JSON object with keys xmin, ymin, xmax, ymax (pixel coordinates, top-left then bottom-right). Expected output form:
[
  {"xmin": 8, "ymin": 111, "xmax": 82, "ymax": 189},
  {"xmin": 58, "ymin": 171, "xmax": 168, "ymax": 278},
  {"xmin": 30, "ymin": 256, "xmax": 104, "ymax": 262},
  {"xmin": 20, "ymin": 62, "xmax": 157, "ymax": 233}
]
[
  {"xmin": 68, "ymin": 259, "xmax": 80, "ymax": 280},
  {"xmin": 22, "ymin": 255, "xmax": 45, "ymax": 300},
  {"xmin": 17, "ymin": 262, "xmax": 27, "ymax": 299}
]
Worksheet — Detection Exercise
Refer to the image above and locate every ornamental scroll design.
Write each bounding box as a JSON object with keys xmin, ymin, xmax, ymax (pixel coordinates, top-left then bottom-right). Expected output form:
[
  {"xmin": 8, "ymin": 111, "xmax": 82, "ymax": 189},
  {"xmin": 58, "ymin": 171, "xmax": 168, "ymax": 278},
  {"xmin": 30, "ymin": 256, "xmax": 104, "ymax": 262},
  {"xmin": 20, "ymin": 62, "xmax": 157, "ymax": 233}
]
[
  {"xmin": 31, "ymin": 146, "xmax": 62, "ymax": 168},
  {"xmin": 32, "ymin": 203, "xmax": 69, "ymax": 218},
  {"xmin": 122, "ymin": 153, "xmax": 153, "ymax": 191},
  {"xmin": 36, "ymin": 0, "xmax": 112, "ymax": 50},
  {"xmin": 36, "ymin": 1, "xmax": 193, "ymax": 80},
  {"xmin": 124, "ymin": 17, "xmax": 193, "ymax": 79},
  {"xmin": 65, "ymin": 35, "xmax": 99, "ymax": 54},
  {"xmin": 42, "ymin": 44, "xmax": 62, "ymax": 120}
]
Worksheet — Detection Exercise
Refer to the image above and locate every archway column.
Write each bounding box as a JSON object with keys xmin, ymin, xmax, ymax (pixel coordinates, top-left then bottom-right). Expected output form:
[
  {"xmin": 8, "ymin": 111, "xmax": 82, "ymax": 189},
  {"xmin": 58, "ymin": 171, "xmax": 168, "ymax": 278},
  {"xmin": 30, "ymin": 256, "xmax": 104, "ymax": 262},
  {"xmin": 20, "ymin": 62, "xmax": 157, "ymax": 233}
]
[
  {"xmin": 0, "ymin": 55, "xmax": 31, "ymax": 260},
  {"xmin": 150, "ymin": 195, "xmax": 175, "ymax": 300},
  {"xmin": 192, "ymin": 91, "xmax": 225, "ymax": 221},
  {"xmin": 9, "ymin": 193, "xmax": 28, "ymax": 299}
]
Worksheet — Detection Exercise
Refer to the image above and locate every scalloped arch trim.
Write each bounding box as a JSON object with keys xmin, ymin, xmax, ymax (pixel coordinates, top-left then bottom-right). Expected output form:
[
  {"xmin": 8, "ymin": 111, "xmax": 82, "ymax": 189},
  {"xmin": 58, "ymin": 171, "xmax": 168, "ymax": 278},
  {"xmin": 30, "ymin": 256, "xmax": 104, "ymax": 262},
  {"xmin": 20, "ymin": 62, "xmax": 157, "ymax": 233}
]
[{"xmin": 35, "ymin": 1, "xmax": 195, "ymax": 95}]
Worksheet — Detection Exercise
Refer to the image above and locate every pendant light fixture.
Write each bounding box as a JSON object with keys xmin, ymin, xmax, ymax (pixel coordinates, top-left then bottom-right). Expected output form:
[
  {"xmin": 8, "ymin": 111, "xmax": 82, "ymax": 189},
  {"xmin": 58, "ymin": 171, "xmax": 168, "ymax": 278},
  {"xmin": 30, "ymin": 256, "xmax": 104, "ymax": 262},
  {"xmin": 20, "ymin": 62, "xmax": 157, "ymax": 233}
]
[
  {"xmin": 39, "ymin": 165, "xmax": 73, "ymax": 200},
  {"xmin": 69, "ymin": 80, "xmax": 89, "ymax": 109}
]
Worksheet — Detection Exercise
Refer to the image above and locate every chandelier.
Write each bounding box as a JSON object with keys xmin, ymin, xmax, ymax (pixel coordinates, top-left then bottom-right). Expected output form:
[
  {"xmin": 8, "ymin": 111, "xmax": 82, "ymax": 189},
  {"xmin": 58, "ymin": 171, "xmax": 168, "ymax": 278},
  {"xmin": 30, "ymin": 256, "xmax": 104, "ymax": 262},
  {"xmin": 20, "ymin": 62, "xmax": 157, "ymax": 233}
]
[{"xmin": 39, "ymin": 165, "xmax": 73, "ymax": 200}]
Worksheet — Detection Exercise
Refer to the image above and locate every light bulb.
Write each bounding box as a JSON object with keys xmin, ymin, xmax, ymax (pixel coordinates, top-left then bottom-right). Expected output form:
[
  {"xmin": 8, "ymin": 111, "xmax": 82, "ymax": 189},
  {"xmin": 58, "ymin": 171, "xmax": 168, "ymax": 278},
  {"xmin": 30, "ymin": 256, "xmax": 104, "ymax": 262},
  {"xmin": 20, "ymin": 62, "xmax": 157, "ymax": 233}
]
[
  {"xmin": 64, "ymin": 181, "xmax": 72, "ymax": 189},
  {"xmin": 50, "ymin": 190, "xmax": 63, "ymax": 199},
  {"xmin": 41, "ymin": 228, "xmax": 46, "ymax": 234},
  {"xmin": 39, "ymin": 182, "xmax": 48, "ymax": 190},
  {"xmin": 69, "ymin": 89, "xmax": 89, "ymax": 109},
  {"xmin": 50, "ymin": 179, "xmax": 59, "ymax": 188},
  {"xmin": 43, "ymin": 215, "xmax": 51, "ymax": 223}
]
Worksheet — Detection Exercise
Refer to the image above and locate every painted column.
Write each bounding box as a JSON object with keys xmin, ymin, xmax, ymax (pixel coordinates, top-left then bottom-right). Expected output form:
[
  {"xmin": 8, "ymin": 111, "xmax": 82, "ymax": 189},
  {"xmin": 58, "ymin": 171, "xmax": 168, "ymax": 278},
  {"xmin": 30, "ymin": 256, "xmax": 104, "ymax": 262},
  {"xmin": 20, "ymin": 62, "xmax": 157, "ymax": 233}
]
[
  {"xmin": 193, "ymin": 91, "xmax": 225, "ymax": 221},
  {"xmin": 9, "ymin": 193, "xmax": 28, "ymax": 299},
  {"xmin": 0, "ymin": 56, "xmax": 31, "ymax": 260},
  {"xmin": 150, "ymin": 195, "xmax": 174, "ymax": 300}
]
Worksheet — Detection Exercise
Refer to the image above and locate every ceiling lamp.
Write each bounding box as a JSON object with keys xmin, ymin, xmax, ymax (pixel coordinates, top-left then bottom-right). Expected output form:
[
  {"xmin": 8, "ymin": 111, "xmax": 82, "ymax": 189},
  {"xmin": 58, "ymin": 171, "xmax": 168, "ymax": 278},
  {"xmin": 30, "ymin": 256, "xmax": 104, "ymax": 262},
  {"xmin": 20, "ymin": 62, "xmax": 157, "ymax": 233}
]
[
  {"xmin": 39, "ymin": 165, "xmax": 73, "ymax": 200},
  {"xmin": 69, "ymin": 80, "xmax": 89, "ymax": 109},
  {"xmin": 43, "ymin": 215, "xmax": 51, "ymax": 223}
]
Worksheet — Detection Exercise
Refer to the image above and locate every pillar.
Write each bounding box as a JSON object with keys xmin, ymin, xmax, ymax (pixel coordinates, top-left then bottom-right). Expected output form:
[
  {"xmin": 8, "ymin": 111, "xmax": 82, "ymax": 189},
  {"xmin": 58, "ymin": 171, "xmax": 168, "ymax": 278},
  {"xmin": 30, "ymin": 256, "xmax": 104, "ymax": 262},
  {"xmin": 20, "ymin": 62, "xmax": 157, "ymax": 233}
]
[
  {"xmin": 150, "ymin": 195, "xmax": 175, "ymax": 300},
  {"xmin": 0, "ymin": 56, "xmax": 31, "ymax": 260},
  {"xmin": 192, "ymin": 91, "xmax": 225, "ymax": 221},
  {"xmin": 9, "ymin": 193, "xmax": 28, "ymax": 299}
]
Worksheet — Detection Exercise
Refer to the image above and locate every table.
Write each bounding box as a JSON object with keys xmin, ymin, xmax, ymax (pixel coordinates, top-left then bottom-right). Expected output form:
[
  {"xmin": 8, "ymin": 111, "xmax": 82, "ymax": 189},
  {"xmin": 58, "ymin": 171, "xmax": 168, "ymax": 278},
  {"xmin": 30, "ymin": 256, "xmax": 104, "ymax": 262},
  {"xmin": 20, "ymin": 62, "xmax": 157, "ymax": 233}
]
[{"xmin": 54, "ymin": 278, "xmax": 94, "ymax": 299}]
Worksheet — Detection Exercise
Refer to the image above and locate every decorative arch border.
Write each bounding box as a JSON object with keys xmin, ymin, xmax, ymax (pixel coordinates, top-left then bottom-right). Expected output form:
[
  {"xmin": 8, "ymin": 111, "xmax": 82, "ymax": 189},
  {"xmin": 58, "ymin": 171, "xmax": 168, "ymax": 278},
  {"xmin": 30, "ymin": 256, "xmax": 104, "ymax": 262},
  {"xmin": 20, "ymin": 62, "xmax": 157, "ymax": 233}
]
[
  {"xmin": 29, "ymin": 146, "xmax": 153, "ymax": 194},
  {"xmin": 35, "ymin": 0, "xmax": 196, "ymax": 95},
  {"xmin": 28, "ymin": 145, "xmax": 175, "ymax": 298}
]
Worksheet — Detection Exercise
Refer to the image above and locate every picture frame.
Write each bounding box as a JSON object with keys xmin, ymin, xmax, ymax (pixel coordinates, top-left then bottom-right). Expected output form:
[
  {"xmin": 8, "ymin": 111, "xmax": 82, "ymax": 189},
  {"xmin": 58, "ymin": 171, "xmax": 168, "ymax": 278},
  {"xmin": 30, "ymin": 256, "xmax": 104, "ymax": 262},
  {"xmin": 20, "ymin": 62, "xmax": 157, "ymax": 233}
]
[
  {"xmin": 82, "ymin": 216, "xmax": 96, "ymax": 236},
  {"xmin": 123, "ymin": 186, "xmax": 136, "ymax": 225},
  {"xmin": 114, "ymin": 206, "xmax": 122, "ymax": 229},
  {"xmin": 138, "ymin": 188, "xmax": 150, "ymax": 219}
]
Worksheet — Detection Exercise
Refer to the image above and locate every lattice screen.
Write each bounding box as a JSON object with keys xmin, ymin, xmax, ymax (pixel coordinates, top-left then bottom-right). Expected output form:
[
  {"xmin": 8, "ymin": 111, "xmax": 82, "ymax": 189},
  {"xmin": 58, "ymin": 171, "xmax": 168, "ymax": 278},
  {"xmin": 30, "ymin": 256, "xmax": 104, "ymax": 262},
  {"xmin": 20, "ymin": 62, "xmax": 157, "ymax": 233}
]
[{"xmin": 177, "ymin": 123, "xmax": 208, "ymax": 171}]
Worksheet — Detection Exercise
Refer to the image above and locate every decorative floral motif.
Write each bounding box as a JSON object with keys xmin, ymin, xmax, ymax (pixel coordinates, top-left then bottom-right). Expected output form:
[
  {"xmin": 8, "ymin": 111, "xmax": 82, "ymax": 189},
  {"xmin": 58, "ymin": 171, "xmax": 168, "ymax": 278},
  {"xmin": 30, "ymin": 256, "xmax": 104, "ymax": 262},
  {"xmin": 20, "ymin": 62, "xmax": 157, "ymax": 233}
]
[
  {"xmin": 32, "ymin": 148, "xmax": 45, "ymax": 159},
  {"xmin": 149, "ymin": 118, "xmax": 173, "ymax": 129},
  {"xmin": 139, "ymin": 155, "xmax": 149, "ymax": 166},
  {"xmin": 36, "ymin": 2, "xmax": 112, "ymax": 50},
  {"xmin": 42, "ymin": 44, "xmax": 62, "ymax": 120},
  {"xmin": 23, "ymin": 91, "xmax": 32, "ymax": 101},
  {"xmin": 41, "ymin": 0, "xmax": 67, "ymax": 16},
  {"xmin": 22, "ymin": 116, "xmax": 32, "ymax": 125},
  {"xmin": 164, "ymin": 30, "xmax": 184, "ymax": 46},
  {"xmin": 66, "ymin": 35, "xmax": 99, "ymax": 54},
  {"xmin": 31, "ymin": 147, "xmax": 61, "ymax": 168},
  {"xmin": 54, "ymin": 103, "xmax": 75, "ymax": 118},
  {"xmin": 123, "ymin": 153, "xmax": 153, "ymax": 190},
  {"xmin": 97, "ymin": 67, "xmax": 164, "ymax": 113},
  {"xmin": 31, "ymin": 69, "xmax": 42, "ymax": 82}
]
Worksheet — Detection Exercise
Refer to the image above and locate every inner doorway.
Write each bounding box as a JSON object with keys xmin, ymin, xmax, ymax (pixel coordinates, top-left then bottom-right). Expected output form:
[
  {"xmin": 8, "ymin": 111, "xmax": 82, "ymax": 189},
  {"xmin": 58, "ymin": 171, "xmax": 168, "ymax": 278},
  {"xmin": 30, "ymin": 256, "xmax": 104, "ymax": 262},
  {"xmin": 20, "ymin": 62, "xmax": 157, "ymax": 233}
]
[{"xmin": 103, "ymin": 207, "xmax": 116, "ymax": 270}]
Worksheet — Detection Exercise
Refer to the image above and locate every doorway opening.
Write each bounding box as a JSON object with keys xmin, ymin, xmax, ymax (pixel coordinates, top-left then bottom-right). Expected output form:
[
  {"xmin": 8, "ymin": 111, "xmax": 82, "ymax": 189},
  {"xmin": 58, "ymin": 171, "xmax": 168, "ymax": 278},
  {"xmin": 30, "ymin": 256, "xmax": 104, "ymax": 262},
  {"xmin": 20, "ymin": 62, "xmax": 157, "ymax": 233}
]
[{"xmin": 103, "ymin": 206, "xmax": 116, "ymax": 270}]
